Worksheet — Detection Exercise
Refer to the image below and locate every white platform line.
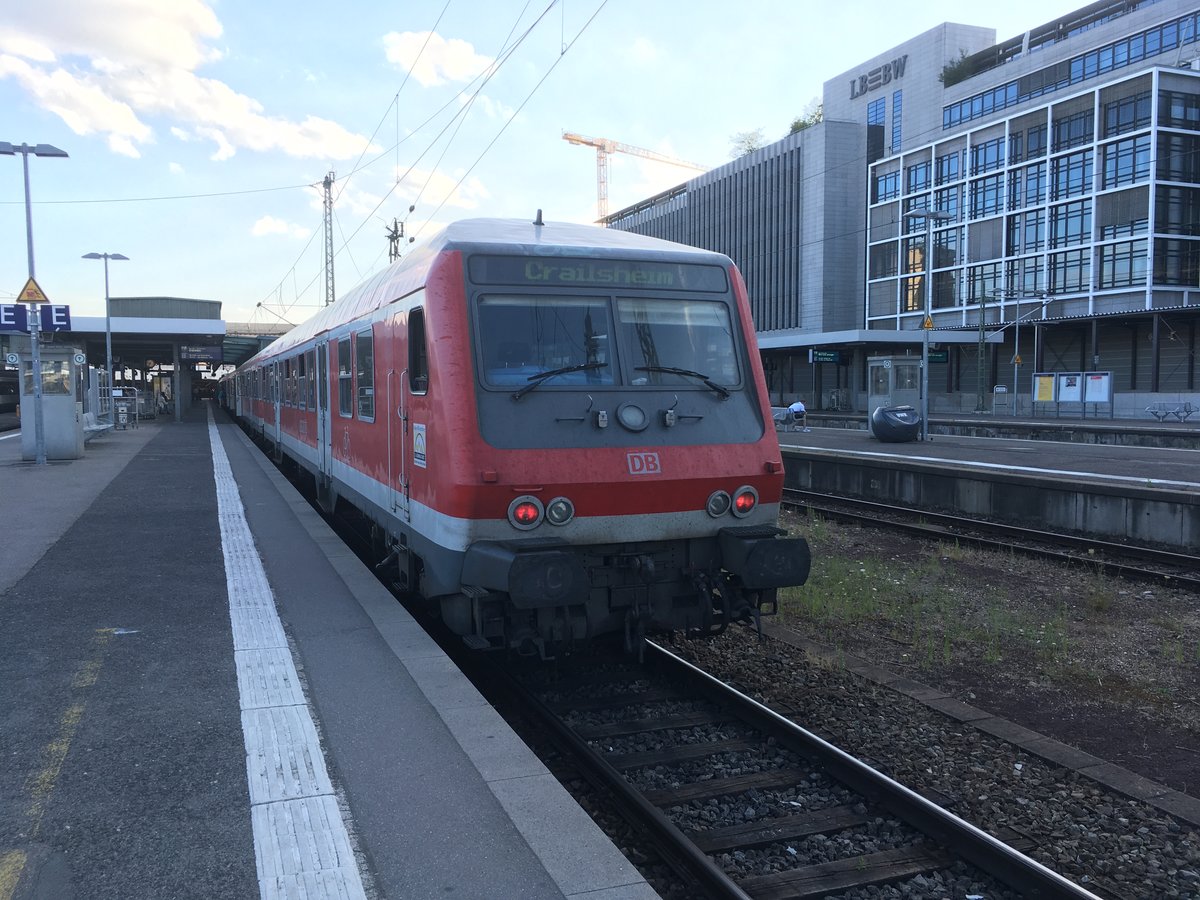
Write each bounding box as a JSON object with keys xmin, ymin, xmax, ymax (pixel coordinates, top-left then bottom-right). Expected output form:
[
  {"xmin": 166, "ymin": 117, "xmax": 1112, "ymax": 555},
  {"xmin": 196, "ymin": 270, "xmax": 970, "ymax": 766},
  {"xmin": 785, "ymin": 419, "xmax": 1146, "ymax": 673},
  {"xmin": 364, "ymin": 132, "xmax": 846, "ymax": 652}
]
[{"xmin": 207, "ymin": 410, "xmax": 367, "ymax": 900}]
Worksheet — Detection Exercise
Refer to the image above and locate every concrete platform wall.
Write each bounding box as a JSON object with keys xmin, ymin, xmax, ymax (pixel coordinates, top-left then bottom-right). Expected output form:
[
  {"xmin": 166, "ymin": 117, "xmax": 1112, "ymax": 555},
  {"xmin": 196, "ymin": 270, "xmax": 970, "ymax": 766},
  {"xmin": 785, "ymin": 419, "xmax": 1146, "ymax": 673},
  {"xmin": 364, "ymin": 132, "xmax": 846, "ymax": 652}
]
[{"xmin": 783, "ymin": 451, "xmax": 1199, "ymax": 552}]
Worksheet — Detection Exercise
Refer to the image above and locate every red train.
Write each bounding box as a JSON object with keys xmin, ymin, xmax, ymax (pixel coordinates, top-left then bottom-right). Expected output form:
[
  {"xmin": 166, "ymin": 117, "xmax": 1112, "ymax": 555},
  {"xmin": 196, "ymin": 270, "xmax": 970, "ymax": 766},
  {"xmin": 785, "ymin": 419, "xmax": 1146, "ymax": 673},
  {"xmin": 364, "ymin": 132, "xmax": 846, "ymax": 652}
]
[{"xmin": 226, "ymin": 216, "xmax": 810, "ymax": 657}]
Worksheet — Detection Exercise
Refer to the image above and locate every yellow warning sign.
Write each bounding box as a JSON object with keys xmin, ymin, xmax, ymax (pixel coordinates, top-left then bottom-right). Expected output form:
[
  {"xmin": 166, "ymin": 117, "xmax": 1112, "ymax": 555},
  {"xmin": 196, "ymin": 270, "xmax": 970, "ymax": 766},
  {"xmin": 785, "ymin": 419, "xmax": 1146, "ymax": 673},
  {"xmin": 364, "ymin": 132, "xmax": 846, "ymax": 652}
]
[
  {"xmin": 1013, "ymin": 354, "xmax": 1022, "ymax": 365},
  {"xmin": 922, "ymin": 316, "xmax": 934, "ymax": 330},
  {"xmin": 18, "ymin": 277, "xmax": 50, "ymax": 304}
]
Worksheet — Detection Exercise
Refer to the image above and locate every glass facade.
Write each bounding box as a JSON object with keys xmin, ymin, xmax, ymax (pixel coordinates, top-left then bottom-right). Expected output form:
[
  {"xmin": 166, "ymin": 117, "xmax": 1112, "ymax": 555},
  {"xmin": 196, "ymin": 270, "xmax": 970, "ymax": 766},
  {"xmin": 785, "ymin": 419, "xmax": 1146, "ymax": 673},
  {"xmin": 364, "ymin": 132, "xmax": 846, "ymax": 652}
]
[
  {"xmin": 943, "ymin": 11, "xmax": 1200, "ymax": 128},
  {"xmin": 869, "ymin": 69, "xmax": 1199, "ymax": 332}
]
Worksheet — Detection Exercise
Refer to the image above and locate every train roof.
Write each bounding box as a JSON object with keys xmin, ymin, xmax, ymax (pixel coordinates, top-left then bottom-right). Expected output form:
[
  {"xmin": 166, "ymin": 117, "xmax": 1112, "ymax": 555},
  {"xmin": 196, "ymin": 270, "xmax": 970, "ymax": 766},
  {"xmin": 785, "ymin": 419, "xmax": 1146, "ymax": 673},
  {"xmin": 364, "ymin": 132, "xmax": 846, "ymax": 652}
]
[{"xmin": 243, "ymin": 218, "xmax": 731, "ymax": 367}]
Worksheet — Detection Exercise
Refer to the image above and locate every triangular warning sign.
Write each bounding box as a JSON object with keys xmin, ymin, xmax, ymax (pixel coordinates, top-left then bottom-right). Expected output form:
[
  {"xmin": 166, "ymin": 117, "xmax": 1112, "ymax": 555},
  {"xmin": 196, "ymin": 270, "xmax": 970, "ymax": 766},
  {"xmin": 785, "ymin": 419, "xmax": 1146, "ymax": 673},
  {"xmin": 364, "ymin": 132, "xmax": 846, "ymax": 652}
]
[
  {"xmin": 922, "ymin": 316, "xmax": 934, "ymax": 330},
  {"xmin": 1013, "ymin": 354, "xmax": 1022, "ymax": 365},
  {"xmin": 18, "ymin": 277, "xmax": 50, "ymax": 304}
]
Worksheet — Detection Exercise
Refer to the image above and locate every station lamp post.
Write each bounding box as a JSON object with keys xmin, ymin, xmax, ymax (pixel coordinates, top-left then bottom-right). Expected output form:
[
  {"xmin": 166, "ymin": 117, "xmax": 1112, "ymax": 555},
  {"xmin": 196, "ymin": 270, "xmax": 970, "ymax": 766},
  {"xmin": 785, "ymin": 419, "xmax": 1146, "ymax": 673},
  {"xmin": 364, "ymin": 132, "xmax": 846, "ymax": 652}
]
[
  {"xmin": 903, "ymin": 207, "xmax": 954, "ymax": 440},
  {"xmin": 83, "ymin": 252, "xmax": 129, "ymax": 424},
  {"xmin": 1, "ymin": 141, "xmax": 69, "ymax": 465}
]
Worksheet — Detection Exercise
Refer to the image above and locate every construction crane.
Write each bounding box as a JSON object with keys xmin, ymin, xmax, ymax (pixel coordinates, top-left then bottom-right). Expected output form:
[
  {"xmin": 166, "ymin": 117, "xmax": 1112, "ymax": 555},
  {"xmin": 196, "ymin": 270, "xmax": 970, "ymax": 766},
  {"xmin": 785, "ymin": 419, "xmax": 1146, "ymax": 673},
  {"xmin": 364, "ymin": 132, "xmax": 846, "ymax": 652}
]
[{"xmin": 562, "ymin": 132, "xmax": 708, "ymax": 223}]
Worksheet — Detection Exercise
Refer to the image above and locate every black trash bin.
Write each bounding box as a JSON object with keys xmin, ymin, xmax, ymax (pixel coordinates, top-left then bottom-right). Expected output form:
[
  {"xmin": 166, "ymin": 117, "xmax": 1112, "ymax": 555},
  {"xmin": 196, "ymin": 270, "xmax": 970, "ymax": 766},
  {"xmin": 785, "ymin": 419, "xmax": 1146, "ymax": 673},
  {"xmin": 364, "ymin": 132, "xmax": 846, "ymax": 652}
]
[{"xmin": 870, "ymin": 405, "xmax": 921, "ymax": 442}]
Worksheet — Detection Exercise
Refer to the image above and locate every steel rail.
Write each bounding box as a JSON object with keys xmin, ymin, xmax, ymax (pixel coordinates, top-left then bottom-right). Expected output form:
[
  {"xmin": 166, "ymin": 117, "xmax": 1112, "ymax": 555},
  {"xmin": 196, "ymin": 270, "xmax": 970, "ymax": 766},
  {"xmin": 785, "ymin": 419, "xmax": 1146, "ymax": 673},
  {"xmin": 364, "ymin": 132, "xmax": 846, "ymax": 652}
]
[
  {"xmin": 642, "ymin": 640, "xmax": 1104, "ymax": 900},
  {"xmin": 784, "ymin": 488, "xmax": 1200, "ymax": 590}
]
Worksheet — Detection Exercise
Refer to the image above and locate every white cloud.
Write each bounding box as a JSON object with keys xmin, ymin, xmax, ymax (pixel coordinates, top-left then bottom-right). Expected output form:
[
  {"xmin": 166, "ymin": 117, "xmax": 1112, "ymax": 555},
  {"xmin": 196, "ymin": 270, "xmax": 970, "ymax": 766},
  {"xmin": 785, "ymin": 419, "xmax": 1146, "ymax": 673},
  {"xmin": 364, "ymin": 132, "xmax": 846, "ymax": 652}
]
[
  {"xmin": 625, "ymin": 37, "xmax": 659, "ymax": 65},
  {"xmin": 461, "ymin": 93, "xmax": 516, "ymax": 121},
  {"xmin": 252, "ymin": 215, "xmax": 311, "ymax": 239},
  {"xmin": 0, "ymin": 1, "xmax": 375, "ymax": 161},
  {"xmin": 168, "ymin": 162, "xmax": 184, "ymax": 175},
  {"xmin": 382, "ymin": 31, "xmax": 492, "ymax": 87}
]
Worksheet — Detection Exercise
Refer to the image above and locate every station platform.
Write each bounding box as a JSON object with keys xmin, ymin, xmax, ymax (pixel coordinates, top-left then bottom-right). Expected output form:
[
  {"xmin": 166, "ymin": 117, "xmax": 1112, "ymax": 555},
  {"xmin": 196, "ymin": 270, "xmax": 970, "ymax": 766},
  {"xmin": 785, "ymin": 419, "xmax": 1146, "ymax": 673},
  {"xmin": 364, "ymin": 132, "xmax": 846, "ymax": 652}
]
[
  {"xmin": 777, "ymin": 416, "xmax": 1200, "ymax": 553},
  {"xmin": 0, "ymin": 407, "xmax": 657, "ymax": 900},
  {"xmin": 779, "ymin": 415, "xmax": 1200, "ymax": 491}
]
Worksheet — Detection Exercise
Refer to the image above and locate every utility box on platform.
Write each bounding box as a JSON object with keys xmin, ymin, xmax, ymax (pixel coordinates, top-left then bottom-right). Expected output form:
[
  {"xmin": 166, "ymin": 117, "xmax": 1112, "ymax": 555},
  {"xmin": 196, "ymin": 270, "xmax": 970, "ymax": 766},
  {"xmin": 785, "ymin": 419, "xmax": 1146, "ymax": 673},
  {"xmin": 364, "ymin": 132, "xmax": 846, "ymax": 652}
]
[{"xmin": 19, "ymin": 346, "xmax": 85, "ymax": 460}]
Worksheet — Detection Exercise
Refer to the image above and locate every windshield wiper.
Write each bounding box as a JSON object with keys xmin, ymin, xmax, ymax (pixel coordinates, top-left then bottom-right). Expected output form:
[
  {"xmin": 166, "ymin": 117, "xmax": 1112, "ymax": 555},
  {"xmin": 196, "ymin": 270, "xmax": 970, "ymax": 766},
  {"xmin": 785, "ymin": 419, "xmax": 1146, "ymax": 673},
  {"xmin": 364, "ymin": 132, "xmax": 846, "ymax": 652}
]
[
  {"xmin": 512, "ymin": 361, "xmax": 608, "ymax": 401},
  {"xmin": 635, "ymin": 365, "xmax": 730, "ymax": 399}
]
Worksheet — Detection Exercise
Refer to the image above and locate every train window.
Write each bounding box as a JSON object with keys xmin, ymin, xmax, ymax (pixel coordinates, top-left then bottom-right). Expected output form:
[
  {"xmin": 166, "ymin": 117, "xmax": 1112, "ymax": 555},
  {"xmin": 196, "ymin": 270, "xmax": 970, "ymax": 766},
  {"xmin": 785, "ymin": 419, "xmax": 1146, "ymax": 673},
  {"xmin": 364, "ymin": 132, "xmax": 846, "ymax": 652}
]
[
  {"xmin": 616, "ymin": 298, "xmax": 739, "ymax": 387},
  {"xmin": 356, "ymin": 328, "xmax": 375, "ymax": 420},
  {"xmin": 337, "ymin": 337, "xmax": 352, "ymax": 417},
  {"xmin": 297, "ymin": 352, "xmax": 307, "ymax": 411},
  {"xmin": 409, "ymin": 308, "xmax": 428, "ymax": 394},
  {"xmin": 305, "ymin": 350, "xmax": 316, "ymax": 409},
  {"xmin": 476, "ymin": 296, "xmax": 613, "ymax": 388}
]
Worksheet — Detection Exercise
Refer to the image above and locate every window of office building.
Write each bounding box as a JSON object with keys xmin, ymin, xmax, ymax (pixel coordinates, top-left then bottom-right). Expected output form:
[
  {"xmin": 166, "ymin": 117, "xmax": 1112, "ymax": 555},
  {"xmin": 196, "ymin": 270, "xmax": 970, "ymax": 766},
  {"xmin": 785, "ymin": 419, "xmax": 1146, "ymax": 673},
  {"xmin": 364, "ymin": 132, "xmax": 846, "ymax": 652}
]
[
  {"xmin": 891, "ymin": 90, "xmax": 903, "ymax": 153},
  {"xmin": 1008, "ymin": 162, "xmax": 1048, "ymax": 211},
  {"xmin": 873, "ymin": 170, "xmax": 900, "ymax": 203},
  {"xmin": 934, "ymin": 226, "xmax": 962, "ymax": 268},
  {"xmin": 870, "ymin": 201, "xmax": 900, "ymax": 240},
  {"xmin": 1052, "ymin": 109, "xmax": 1094, "ymax": 152},
  {"xmin": 969, "ymin": 174, "xmax": 1003, "ymax": 218},
  {"xmin": 935, "ymin": 149, "xmax": 962, "ymax": 185},
  {"xmin": 870, "ymin": 242, "xmax": 899, "ymax": 279},
  {"xmin": 867, "ymin": 97, "xmax": 885, "ymax": 127},
  {"xmin": 901, "ymin": 236, "xmax": 926, "ymax": 274},
  {"xmin": 1102, "ymin": 90, "xmax": 1151, "ymax": 137},
  {"xmin": 1051, "ymin": 150, "xmax": 1093, "ymax": 200},
  {"xmin": 1006, "ymin": 257, "xmax": 1044, "ymax": 296},
  {"xmin": 901, "ymin": 275, "xmax": 924, "ymax": 312},
  {"xmin": 1158, "ymin": 89, "xmax": 1200, "ymax": 131},
  {"xmin": 935, "ymin": 186, "xmax": 961, "ymax": 221},
  {"xmin": 905, "ymin": 160, "xmax": 931, "ymax": 194},
  {"xmin": 1153, "ymin": 237, "xmax": 1200, "ymax": 285},
  {"xmin": 970, "ymin": 136, "xmax": 1005, "ymax": 175},
  {"xmin": 1157, "ymin": 133, "xmax": 1200, "ymax": 183},
  {"xmin": 1008, "ymin": 123, "xmax": 1047, "ymax": 165},
  {"xmin": 1099, "ymin": 187, "xmax": 1150, "ymax": 239},
  {"xmin": 1007, "ymin": 211, "xmax": 1046, "ymax": 255},
  {"xmin": 1050, "ymin": 200, "xmax": 1093, "ymax": 248},
  {"xmin": 1154, "ymin": 185, "xmax": 1200, "ymax": 236},
  {"xmin": 933, "ymin": 270, "xmax": 960, "ymax": 308},
  {"xmin": 1049, "ymin": 248, "xmax": 1091, "ymax": 292},
  {"xmin": 967, "ymin": 262, "xmax": 1003, "ymax": 302},
  {"xmin": 1102, "ymin": 134, "xmax": 1151, "ymax": 188},
  {"xmin": 1097, "ymin": 239, "xmax": 1148, "ymax": 289}
]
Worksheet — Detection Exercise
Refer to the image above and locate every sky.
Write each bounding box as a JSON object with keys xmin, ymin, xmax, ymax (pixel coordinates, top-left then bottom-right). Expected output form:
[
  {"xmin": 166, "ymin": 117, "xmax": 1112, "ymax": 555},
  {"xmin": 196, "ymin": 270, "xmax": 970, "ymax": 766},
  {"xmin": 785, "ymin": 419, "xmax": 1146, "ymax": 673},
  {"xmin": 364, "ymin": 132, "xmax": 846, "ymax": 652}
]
[{"xmin": 1, "ymin": 0, "xmax": 1090, "ymax": 330}]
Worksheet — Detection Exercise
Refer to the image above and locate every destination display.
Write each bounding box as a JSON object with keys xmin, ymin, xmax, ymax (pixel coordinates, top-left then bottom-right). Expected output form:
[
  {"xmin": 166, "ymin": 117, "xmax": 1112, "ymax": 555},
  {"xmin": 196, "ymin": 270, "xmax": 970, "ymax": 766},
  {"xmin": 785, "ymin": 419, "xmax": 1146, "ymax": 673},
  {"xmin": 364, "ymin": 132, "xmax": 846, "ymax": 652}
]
[{"xmin": 468, "ymin": 255, "xmax": 729, "ymax": 293}]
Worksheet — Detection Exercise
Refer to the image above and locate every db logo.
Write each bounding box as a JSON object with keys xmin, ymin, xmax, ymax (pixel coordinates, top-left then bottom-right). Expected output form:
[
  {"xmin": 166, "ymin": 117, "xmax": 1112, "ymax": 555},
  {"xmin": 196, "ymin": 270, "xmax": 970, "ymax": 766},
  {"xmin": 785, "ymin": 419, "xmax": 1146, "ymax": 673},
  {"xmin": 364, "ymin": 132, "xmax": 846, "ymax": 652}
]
[{"xmin": 627, "ymin": 452, "xmax": 661, "ymax": 475}]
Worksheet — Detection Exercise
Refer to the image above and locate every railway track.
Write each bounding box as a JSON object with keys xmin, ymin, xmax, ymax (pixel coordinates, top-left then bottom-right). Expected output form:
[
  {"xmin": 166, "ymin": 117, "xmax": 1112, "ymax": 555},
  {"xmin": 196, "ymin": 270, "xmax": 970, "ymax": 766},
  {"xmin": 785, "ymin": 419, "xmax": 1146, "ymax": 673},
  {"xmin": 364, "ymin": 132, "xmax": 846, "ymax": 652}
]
[
  {"xmin": 471, "ymin": 640, "xmax": 1103, "ymax": 900},
  {"xmin": 783, "ymin": 488, "xmax": 1200, "ymax": 591}
]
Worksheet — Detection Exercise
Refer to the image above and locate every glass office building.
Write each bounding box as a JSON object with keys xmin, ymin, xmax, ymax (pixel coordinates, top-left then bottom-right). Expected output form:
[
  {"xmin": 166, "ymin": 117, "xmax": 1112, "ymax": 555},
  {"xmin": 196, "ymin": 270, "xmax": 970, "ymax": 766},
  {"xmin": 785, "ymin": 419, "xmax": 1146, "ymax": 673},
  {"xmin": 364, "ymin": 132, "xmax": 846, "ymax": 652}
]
[{"xmin": 610, "ymin": 1, "xmax": 1200, "ymax": 415}]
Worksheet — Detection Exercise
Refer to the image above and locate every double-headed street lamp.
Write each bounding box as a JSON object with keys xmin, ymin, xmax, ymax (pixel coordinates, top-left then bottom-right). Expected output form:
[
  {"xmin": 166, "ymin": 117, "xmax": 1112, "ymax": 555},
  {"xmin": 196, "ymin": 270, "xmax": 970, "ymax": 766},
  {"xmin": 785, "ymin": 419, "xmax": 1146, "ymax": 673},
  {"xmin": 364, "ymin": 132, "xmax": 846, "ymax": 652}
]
[
  {"xmin": 83, "ymin": 252, "xmax": 129, "ymax": 423},
  {"xmin": 903, "ymin": 207, "xmax": 955, "ymax": 440},
  {"xmin": 1, "ymin": 141, "xmax": 69, "ymax": 466}
]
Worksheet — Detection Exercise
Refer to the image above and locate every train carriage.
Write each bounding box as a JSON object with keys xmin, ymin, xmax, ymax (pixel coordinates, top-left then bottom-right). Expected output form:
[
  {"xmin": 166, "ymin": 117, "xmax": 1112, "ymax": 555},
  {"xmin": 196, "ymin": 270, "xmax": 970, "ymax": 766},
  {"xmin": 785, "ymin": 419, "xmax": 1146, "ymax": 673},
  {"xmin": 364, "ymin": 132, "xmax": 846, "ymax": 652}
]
[{"xmin": 229, "ymin": 216, "xmax": 810, "ymax": 657}]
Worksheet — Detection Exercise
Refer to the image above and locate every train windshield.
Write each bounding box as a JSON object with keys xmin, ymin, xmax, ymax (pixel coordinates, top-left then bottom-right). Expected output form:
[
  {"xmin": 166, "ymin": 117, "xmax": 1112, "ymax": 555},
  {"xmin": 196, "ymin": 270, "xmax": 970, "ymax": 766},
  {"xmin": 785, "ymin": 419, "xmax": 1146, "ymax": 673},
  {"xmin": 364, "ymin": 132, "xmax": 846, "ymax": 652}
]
[
  {"xmin": 478, "ymin": 295, "xmax": 615, "ymax": 387},
  {"xmin": 617, "ymin": 298, "xmax": 739, "ymax": 387}
]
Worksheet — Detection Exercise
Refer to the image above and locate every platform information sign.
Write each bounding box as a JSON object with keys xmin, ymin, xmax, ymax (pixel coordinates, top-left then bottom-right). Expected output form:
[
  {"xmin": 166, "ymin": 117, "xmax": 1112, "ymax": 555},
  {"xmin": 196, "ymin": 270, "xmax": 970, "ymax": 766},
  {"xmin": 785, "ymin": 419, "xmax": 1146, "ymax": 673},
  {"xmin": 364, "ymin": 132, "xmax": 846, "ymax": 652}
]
[{"xmin": 0, "ymin": 304, "xmax": 71, "ymax": 332}]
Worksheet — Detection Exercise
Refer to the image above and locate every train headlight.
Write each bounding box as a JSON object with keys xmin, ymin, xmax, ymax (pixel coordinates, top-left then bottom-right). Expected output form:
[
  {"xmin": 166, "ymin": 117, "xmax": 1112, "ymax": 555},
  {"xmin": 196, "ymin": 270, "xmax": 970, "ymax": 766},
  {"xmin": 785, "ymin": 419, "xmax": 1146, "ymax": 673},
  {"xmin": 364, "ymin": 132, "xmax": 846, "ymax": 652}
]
[
  {"xmin": 508, "ymin": 495, "xmax": 544, "ymax": 530},
  {"xmin": 616, "ymin": 402, "xmax": 648, "ymax": 432},
  {"xmin": 732, "ymin": 486, "xmax": 758, "ymax": 517},
  {"xmin": 545, "ymin": 496, "xmax": 575, "ymax": 526},
  {"xmin": 706, "ymin": 490, "xmax": 732, "ymax": 517}
]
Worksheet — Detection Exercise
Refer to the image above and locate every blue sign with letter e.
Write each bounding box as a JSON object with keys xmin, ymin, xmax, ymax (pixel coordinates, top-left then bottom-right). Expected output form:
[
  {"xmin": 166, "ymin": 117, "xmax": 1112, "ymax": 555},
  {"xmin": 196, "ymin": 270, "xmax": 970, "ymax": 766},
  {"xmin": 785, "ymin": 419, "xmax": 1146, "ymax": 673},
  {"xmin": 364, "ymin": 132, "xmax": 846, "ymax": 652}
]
[{"xmin": 0, "ymin": 304, "xmax": 29, "ymax": 332}]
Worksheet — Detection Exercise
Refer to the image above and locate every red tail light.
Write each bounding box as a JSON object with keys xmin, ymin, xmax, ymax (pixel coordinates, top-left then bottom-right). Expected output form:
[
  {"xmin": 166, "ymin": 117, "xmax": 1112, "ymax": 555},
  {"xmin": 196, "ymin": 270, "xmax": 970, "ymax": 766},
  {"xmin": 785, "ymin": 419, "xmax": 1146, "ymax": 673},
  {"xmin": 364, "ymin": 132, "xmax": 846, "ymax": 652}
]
[
  {"xmin": 508, "ymin": 495, "xmax": 544, "ymax": 530},
  {"xmin": 732, "ymin": 486, "xmax": 758, "ymax": 517}
]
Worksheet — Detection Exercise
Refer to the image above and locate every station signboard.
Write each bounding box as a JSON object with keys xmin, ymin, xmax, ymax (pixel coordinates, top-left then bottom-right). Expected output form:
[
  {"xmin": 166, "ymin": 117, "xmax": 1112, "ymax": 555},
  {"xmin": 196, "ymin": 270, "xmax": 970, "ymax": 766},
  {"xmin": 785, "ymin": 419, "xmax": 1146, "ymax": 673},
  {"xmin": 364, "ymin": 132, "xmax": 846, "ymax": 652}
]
[{"xmin": 0, "ymin": 304, "xmax": 71, "ymax": 332}]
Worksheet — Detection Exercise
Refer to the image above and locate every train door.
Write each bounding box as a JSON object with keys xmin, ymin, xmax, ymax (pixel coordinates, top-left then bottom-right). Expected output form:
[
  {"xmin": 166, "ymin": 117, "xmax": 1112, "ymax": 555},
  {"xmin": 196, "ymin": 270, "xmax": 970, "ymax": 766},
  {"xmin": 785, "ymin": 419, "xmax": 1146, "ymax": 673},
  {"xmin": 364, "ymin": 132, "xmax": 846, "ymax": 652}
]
[
  {"xmin": 390, "ymin": 314, "xmax": 410, "ymax": 520},
  {"xmin": 316, "ymin": 341, "xmax": 330, "ymax": 481},
  {"xmin": 273, "ymin": 360, "xmax": 282, "ymax": 451}
]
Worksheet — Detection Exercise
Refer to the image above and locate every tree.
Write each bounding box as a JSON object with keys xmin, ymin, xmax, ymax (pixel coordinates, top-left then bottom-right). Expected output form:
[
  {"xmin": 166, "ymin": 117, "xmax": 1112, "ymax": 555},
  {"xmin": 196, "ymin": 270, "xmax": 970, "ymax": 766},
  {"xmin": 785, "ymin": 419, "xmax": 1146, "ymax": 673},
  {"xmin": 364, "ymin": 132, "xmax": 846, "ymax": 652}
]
[
  {"xmin": 789, "ymin": 98, "xmax": 823, "ymax": 134},
  {"xmin": 729, "ymin": 128, "xmax": 765, "ymax": 158}
]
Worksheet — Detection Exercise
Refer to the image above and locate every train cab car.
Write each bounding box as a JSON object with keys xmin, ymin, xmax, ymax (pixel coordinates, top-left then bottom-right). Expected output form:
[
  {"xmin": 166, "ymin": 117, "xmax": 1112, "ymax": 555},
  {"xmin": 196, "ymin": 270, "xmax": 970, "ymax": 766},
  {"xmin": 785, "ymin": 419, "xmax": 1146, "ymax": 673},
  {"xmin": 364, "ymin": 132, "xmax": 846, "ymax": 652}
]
[{"xmin": 232, "ymin": 217, "xmax": 810, "ymax": 657}]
